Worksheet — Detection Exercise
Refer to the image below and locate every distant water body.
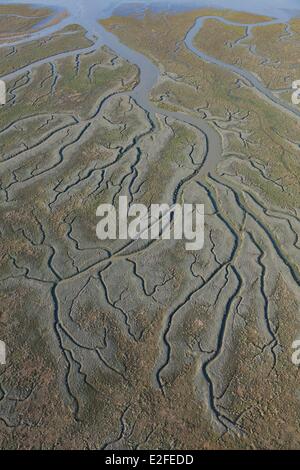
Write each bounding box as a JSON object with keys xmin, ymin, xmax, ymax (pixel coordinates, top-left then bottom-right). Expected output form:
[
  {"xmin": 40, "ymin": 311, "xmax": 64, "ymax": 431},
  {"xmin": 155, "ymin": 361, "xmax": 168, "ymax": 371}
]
[{"xmin": 0, "ymin": 0, "xmax": 299, "ymax": 23}]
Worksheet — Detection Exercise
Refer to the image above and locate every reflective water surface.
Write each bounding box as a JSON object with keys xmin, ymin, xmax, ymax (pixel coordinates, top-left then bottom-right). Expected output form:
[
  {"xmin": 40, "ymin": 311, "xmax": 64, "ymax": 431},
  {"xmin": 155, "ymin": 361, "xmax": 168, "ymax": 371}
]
[{"xmin": 0, "ymin": 0, "xmax": 299, "ymax": 24}]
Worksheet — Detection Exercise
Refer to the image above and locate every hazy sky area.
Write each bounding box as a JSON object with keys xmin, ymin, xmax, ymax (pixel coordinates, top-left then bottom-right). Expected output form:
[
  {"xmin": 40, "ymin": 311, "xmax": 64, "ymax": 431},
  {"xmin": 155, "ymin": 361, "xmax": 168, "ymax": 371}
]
[{"xmin": 0, "ymin": 0, "xmax": 299, "ymax": 20}]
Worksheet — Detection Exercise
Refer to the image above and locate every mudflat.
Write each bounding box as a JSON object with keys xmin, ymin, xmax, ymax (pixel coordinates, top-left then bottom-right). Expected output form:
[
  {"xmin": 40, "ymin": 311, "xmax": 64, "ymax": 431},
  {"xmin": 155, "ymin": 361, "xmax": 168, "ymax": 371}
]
[{"xmin": 0, "ymin": 0, "xmax": 300, "ymax": 450}]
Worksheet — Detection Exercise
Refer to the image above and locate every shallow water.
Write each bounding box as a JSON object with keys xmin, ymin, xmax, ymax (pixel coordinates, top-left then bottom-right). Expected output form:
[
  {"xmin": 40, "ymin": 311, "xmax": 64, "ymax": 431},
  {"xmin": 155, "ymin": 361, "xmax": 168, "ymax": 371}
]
[{"xmin": 0, "ymin": 0, "xmax": 299, "ymax": 24}]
